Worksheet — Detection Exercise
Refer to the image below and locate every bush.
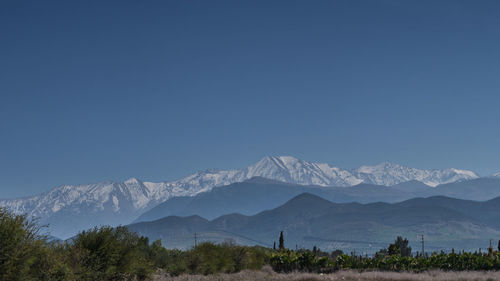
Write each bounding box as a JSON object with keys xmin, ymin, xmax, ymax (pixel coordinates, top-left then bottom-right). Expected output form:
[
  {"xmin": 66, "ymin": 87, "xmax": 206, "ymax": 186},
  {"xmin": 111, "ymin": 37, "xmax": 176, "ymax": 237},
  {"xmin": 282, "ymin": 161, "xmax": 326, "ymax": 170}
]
[
  {"xmin": 269, "ymin": 250, "xmax": 334, "ymax": 273},
  {"xmin": 181, "ymin": 242, "xmax": 268, "ymax": 275},
  {"xmin": 68, "ymin": 226, "xmax": 154, "ymax": 280},
  {"xmin": 0, "ymin": 207, "xmax": 72, "ymax": 281},
  {"xmin": 0, "ymin": 207, "xmax": 270, "ymax": 279}
]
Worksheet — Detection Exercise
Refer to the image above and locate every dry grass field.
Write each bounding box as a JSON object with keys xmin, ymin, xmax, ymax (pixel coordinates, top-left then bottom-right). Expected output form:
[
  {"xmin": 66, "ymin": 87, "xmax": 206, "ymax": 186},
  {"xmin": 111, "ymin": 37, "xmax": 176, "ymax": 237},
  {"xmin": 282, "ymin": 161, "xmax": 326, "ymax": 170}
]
[{"xmin": 153, "ymin": 267, "xmax": 500, "ymax": 281}]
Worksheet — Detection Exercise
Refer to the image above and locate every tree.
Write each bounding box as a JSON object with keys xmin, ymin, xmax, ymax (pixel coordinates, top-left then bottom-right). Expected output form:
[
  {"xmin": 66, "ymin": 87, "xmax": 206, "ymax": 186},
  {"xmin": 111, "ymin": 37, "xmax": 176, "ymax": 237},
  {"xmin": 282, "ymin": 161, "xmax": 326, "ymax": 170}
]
[
  {"xmin": 387, "ymin": 236, "xmax": 412, "ymax": 257},
  {"xmin": 331, "ymin": 249, "xmax": 344, "ymax": 259},
  {"xmin": 278, "ymin": 231, "xmax": 285, "ymax": 251},
  {"xmin": 0, "ymin": 207, "xmax": 72, "ymax": 281},
  {"xmin": 69, "ymin": 226, "xmax": 153, "ymax": 280}
]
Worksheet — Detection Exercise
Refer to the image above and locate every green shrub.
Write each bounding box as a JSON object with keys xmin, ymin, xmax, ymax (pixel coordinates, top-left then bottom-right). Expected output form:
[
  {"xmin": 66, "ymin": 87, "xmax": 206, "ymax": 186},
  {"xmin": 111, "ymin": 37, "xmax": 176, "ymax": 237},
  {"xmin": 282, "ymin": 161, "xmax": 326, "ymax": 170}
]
[
  {"xmin": 0, "ymin": 207, "xmax": 73, "ymax": 281},
  {"xmin": 68, "ymin": 226, "xmax": 154, "ymax": 281}
]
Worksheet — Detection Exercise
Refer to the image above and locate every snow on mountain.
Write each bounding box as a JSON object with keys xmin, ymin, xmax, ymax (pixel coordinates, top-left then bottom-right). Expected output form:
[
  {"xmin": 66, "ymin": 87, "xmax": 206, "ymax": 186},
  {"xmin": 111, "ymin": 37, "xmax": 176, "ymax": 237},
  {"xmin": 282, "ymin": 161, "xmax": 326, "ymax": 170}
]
[
  {"xmin": 352, "ymin": 162, "xmax": 478, "ymax": 187},
  {"xmin": 491, "ymin": 172, "xmax": 500, "ymax": 178},
  {"xmin": 241, "ymin": 157, "xmax": 478, "ymax": 187},
  {"xmin": 241, "ymin": 156, "xmax": 363, "ymax": 186},
  {"xmin": 0, "ymin": 156, "xmax": 479, "ymax": 238}
]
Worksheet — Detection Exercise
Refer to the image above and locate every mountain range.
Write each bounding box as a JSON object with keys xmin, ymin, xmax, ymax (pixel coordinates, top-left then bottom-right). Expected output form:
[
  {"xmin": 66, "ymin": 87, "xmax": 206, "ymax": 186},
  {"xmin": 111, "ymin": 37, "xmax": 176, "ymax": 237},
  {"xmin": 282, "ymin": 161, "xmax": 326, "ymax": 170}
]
[
  {"xmin": 134, "ymin": 177, "xmax": 500, "ymax": 223},
  {"xmin": 0, "ymin": 156, "xmax": 490, "ymax": 238},
  {"xmin": 134, "ymin": 178, "xmax": 419, "ymax": 223},
  {"xmin": 128, "ymin": 193, "xmax": 500, "ymax": 254}
]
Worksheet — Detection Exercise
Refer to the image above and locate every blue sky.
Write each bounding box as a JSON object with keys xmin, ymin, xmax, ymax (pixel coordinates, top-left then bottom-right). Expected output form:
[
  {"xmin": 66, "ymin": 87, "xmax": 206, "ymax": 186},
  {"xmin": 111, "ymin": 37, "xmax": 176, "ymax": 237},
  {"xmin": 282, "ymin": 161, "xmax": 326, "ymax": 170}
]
[{"xmin": 1, "ymin": 0, "xmax": 500, "ymax": 198}]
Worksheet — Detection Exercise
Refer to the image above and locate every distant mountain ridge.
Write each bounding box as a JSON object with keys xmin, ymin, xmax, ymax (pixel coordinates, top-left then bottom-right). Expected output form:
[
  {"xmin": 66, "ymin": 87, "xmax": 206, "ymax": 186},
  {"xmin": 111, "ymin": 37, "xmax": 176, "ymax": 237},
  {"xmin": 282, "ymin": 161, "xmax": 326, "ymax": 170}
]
[
  {"xmin": 134, "ymin": 177, "xmax": 500, "ymax": 224},
  {"xmin": 128, "ymin": 193, "xmax": 500, "ymax": 253},
  {"xmin": 133, "ymin": 179, "xmax": 416, "ymax": 223},
  {"xmin": 0, "ymin": 156, "xmax": 481, "ymax": 238}
]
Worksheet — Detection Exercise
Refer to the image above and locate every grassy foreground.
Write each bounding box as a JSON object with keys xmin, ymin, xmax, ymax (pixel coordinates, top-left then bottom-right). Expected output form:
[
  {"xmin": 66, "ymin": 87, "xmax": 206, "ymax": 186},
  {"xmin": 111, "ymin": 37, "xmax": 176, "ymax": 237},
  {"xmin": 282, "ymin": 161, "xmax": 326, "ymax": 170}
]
[{"xmin": 153, "ymin": 268, "xmax": 500, "ymax": 281}]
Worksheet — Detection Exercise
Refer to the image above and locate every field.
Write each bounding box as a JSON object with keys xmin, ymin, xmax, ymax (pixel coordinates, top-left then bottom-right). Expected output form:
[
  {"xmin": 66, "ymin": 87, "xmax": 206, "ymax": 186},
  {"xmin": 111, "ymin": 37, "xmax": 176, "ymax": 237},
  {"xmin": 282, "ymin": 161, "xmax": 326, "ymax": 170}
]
[{"xmin": 153, "ymin": 268, "xmax": 500, "ymax": 281}]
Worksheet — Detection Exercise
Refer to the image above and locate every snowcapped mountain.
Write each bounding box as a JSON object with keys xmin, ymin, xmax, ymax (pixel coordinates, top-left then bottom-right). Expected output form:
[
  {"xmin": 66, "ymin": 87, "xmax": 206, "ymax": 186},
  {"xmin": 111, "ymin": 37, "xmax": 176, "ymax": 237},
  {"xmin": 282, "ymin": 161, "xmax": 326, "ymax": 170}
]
[
  {"xmin": 0, "ymin": 172, "xmax": 244, "ymax": 239},
  {"xmin": 352, "ymin": 162, "xmax": 478, "ymax": 187},
  {"xmin": 0, "ymin": 156, "xmax": 479, "ymax": 238},
  {"xmin": 491, "ymin": 172, "xmax": 500, "ymax": 178},
  {"xmin": 241, "ymin": 156, "xmax": 363, "ymax": 186},
  {"xmin": 237, "ymin": 156, "xmax": 478, "ymax": 187}
]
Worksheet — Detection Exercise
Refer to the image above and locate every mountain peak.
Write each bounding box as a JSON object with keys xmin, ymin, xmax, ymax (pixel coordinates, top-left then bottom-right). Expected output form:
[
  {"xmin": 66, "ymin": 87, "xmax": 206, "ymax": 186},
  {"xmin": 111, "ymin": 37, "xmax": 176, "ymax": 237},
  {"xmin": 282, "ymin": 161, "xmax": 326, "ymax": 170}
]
[
  {"xmin": 446, "ymin": 168, "xmax": 478, "ymax": 178},
  {"xmin": 254, "ymin": 156, "xmax": 302, "ymax": 168},
  {"xmin": 288, "ymin": 192, "xmax": 329, "ymax": 202},
  {"xmin": 277, "ymin": 192, "xmax": 335, "ymax": 212},
  {"xmin": 245, "ymin": 156, "xmax": 357, "ymax": 187},
  {"xmin": 124, "ymin": 177, "xmax": 141, "ymax": 185}
]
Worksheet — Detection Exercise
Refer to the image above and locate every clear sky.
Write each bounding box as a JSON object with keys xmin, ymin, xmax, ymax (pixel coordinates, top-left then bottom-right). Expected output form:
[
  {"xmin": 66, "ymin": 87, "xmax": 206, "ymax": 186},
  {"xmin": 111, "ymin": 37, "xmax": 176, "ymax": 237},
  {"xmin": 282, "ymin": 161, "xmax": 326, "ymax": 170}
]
[{"xmin": 1, "ymin": 0, "xmax": 500, "ymax": 198}]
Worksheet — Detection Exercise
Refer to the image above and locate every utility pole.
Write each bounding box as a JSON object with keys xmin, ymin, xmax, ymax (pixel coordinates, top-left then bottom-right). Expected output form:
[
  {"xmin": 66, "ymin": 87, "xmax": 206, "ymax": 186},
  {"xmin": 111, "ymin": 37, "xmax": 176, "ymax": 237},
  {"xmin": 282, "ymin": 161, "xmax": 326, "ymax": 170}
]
[
  {"xmin": 420, "ymin": 234, "xmax": 425, "ymax": 257},
  {"xmin": 194, "ymin": 233, "xmax": 197, "ymax": 248}
]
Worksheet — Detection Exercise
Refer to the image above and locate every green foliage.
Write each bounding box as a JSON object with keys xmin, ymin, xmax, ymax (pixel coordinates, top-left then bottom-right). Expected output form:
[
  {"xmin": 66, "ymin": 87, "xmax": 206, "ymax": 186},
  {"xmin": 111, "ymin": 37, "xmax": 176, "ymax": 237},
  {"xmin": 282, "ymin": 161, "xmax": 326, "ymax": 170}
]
[
  {"xmin": 330, "ymin": 249, "xmax": 344, "ymax": 259},
  {"xmin": 333, "ymin": 251, "xmax": 500, "ymax": 272},
  {"xmin": 164, "ymin": 242, "xmax": 269, "ymax": 276},
  {"xmin": 269, "ymin": 250, "xmax": 334, "ymax": 273},
  {"xmin": 269, "ymin": 249, "xmax": 500, "ymax": 273},
  {"xmin": 0, "ymin": 207, "xmax": 270, "ymax": 279},
  {"xmin": 387, "ymin": 236, "xmax": 412, "ymax": 257},
  {"xmin": 67, "ymin": 226, "xmax": 154, "ymax": 280},
  {"xmin": 269, "ymin": 236, "xmax": 500, "ymax": 274},
  {"xmin": 5, "ymin": 208, "xmax": 500, "ymax": 279},
  {"xmin": 0, "ymin": 207, "xmax": 73, "ymax": 281},
  {"xmin": 0, "ymin": 209, "xmax": 154, "ymax": 281}
]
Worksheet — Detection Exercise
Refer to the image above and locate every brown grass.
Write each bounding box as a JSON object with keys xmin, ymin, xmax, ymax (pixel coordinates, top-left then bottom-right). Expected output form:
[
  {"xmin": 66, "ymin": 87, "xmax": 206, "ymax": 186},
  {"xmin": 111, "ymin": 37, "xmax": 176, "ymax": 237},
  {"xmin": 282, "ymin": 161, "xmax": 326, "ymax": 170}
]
[{"xmin": 152, "ymin": 267, "xmax": 500, "ymax": 281}]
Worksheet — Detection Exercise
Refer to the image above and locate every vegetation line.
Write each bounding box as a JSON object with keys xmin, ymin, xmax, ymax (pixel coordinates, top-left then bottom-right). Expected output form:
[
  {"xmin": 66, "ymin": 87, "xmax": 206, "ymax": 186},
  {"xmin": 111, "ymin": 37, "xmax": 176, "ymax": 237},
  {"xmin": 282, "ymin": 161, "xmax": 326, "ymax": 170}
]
[{"xmin": 3, "ymin": 207, "xmax": 500, "ymax": 281}]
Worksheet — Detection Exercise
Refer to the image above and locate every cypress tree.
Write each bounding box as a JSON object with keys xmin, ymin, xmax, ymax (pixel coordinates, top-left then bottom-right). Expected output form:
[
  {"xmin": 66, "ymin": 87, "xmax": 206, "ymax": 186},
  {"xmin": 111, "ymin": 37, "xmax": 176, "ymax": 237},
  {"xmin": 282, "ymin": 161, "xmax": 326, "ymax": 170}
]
[{"xmin": 278, "ymin": 231, "xmax": 285, "ymax": 251}]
